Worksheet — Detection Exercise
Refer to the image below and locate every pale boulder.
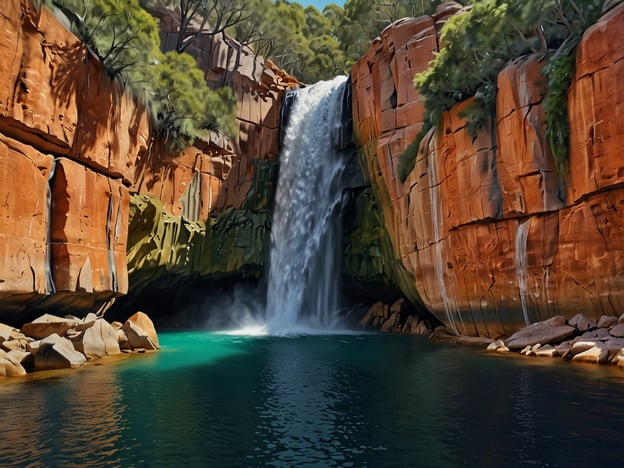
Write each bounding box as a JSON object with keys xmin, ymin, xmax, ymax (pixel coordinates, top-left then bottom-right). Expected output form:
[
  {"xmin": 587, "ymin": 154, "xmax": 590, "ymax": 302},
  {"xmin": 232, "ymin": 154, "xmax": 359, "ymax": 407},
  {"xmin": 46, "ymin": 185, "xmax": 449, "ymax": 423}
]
[
  {"xmin": 22, "ymin": 314, "xmax": 79, "ymax": 340},
  {"xmin": 572, "ymin": 343, "xmax": 609, "ymax": 364},
  {"xmin": 570, "ymin": 340, "xmax": 600, "ymax": 356},
  {"xmin": 0, "ymin": 357, "xmax": 26, "ymax": 377},
  {"xmin": 122, "ymin": 312, "xmax": 159, "ymax": 351},
  {"xmin": 0, "ymin": 323, "xmax": 19, "ymax": 341},
  {"xmin": 71, "ymin": 319, "xmax": 120, "ymax": 359},
  {"xmin": 535, "ymin": 344, "xmax": 559, "ymax": 358},
  {"xmin": 486, "ymin": 339, "xmax": 506, "ymax": 352},
  {"xmin": 33, "ymin": 334, "xmax": 87, "ymax": 370},
  {"xmin": 7, "ymin": 349, "xmax": 32, "ymax": 370}
]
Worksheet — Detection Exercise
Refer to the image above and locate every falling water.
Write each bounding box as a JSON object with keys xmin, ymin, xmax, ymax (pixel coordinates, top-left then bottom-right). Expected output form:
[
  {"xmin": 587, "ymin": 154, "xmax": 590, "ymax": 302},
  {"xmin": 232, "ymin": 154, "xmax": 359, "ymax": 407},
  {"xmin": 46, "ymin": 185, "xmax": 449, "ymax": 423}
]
[
  {"xmin": 515, "ymin": 219, "xmax": 531, "ymax": 326},
  {"xmin": 427, "ymin": 138, "xmax": 460, "ymax": 334},
  {"xmin": 265, "ymin": 76, "xmax": 349, "ymax": 334}
]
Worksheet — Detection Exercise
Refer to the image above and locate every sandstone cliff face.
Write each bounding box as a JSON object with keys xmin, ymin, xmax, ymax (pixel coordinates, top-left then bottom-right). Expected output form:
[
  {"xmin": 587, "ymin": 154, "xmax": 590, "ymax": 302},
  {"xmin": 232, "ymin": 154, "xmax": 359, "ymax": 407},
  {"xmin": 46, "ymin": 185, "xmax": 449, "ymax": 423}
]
[
  {"xmin": 141, "ymin": 5, "xmax": 299, "ymax": 215},
  {"xmin": 0, "ymin": 0, "xmax": 147, "ymax": 321},
  {"xmin": 352, "ymin": 3, "xmax": 624, "ymax": 337},
  {"xmin": 116, "ymin": 6, "xmax": 298, "ymax": 315},
  {"xmin": 0, "ymin": 0, "xmax": 296, "ymax": 323}
]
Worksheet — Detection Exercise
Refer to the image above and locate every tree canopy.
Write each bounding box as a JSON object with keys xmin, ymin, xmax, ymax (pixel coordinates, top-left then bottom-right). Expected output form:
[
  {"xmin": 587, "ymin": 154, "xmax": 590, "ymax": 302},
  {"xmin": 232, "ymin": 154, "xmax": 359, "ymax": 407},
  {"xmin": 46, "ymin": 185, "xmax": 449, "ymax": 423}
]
[
  {"xmin": 40, "ymin": 0, "xmax": 605, "ymax": 173},
  {"xmin": 405, "ymin": 0, "xmax": 603, "ymax": 182},
  {"xmin": 44, "ymin": 0, "xmax": 236, "ymax": 148}
]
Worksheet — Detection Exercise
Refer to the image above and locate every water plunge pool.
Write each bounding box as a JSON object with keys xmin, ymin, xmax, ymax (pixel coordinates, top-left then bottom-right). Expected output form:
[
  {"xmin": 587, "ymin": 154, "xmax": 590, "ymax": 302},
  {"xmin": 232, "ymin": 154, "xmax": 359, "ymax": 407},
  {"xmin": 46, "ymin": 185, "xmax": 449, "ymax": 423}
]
[{"xmin": 1, "ymin": 331, "xmax": 624, "ymax": 466}]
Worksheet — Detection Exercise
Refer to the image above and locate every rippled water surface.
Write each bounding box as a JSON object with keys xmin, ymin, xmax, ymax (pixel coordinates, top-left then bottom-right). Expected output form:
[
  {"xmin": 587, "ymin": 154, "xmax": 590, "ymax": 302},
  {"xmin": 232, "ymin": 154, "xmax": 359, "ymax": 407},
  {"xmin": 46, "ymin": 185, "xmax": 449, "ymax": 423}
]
[{"xmin": 1, "ymin": 332, "xmax": 624, "ymax": 466}]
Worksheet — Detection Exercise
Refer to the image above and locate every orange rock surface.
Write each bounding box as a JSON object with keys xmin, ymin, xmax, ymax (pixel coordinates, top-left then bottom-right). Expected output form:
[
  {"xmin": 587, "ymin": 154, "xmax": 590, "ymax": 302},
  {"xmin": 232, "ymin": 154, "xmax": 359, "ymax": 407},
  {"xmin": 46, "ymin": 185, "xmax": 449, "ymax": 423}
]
[
  {"xmin": 0, "ymin": 0, "xmax": 297, "ymax": 322},
  {"xmin": 147, "ymin": 4, "xmax": 299, "ymax": 212},
  {"xmin": 0, "ymin": 135, "xmax": 53, "ymax": 314},
  {"xmin": 353, "ymin": 3, "xmax": 624, "ymax": 337}
]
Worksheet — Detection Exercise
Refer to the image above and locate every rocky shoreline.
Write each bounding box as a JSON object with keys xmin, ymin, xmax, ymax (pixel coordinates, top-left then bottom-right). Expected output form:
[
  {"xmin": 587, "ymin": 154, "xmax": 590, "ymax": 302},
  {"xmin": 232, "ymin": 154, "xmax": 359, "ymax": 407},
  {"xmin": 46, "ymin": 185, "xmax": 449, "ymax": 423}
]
[
  {"xmin": 0, "ymin": 312, "xmax": 159, "ymax": 377},
  {"xmin": 359, "ymin": 300, "xmax": 624, "ymax": 370}
]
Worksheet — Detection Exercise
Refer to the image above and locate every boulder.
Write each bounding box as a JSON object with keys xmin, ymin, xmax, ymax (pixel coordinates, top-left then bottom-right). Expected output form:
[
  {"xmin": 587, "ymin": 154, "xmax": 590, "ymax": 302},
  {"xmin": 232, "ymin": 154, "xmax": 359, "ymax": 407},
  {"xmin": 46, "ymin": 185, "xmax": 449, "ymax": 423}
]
[
  {"xmin": 569, "ymin": 313, "xmax": 595, "ymax": 333},
  {"xmin": 609, "ymin": 323, "xmax": 624, "ymax": 338},
  {"xmin": 1, "ymin": 338, "xmax": 30, "ymax": 352},
  {"xmin": 122, "ymin": 312, "xmax": 159, "ymax": 351},
  {"xmin": 570, "ymin": 340, "xmax": 601, "ymax": 356},
  {"xmin": 597, "ymin": 315, "xmax": 618, "ymax": 329},
  {"xmin": 33, "ymin": 334, "xmax": 87, "ymax": 370},
  {"xmin": 504, "ymin": 317, "xmax": 575, "ymax": 350},
  {"xmin": 572, "ymin": 343, "xmax": 609, "ymax": 364},
  {"xmin": 534, "ymin": 344, "xmax": 558, "ymax": 358},
  {"xmin": 380, "ymin": 312, "xmax": 400, "ymax": 332},
  {"xmin": 402, "ymin": 315, "xmax": 415, "ymax": 334},
  {"xmin": 486, "ymin": 339, "xmax": 506, "ymax": 352},
  {"xmin": 579, "ymin": 328, "xmax": 610, "ymax": 341},
  {"xmin": 0, "ymin": 357, "xmax": 27, "ymax": 377},
  {"xmin": 0, "ymin": 323, "xmax": 19, "ymax": 341},
  {"xmin": 358, "ymin": 307, "xmax": 375, "ymax": 328},
  {"xmin": 75, "ymin": 312, "xmax": 99, "ymax": 332},
  {"xmin": 22, "ymin": 314, "xmax": 79, "ymax": 340},
  {"xmin": 390, "ymin": 298, "xmax": 404, "ymax": 314},
  {"xmin": 606, "ymin": 337, "xmax": 624, "ymax": 354},
  {"xmin": 116, "ymin": 328, "xmax": 130, "ymax": 350},
  {"xmin": 7, "ymin": 349, "xmax": 33, "ymax": 370},
  {"xmin": 71, "ymin": 319, "xmax": 120, "ymax": 359},
  {"xmin": 415, "ymin": 321, "xmax": 430, "ymax": 336}
]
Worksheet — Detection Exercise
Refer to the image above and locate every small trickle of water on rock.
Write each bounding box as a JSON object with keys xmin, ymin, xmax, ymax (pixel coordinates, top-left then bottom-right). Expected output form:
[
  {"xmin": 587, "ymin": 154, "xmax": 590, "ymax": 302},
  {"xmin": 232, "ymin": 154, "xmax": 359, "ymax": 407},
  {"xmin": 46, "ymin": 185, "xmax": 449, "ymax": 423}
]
[{"xmin": 266, "ymin": 76, "xmax": 349, "ymax": 335}]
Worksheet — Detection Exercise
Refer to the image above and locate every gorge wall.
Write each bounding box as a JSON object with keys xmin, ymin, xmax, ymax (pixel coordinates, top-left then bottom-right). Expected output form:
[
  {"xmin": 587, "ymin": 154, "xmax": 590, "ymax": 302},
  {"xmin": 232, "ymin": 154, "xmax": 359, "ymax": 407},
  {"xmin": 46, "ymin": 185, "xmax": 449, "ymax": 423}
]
[
  {"xmin": 0, "ymin": 0, "xmax": 297, "ymax": 324},
  {"xmin": 3, "ymin": 0, "xmax": 624, "ymax": 337},
  {"xmin": 352, "ymin": 2, "xmax": 624, "ymax": 337}
]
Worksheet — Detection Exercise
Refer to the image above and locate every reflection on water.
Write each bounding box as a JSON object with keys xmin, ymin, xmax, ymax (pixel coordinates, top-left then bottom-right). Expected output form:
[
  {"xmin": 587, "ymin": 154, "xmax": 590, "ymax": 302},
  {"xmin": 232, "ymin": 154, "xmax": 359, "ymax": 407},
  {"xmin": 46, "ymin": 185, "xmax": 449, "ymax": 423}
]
[
  {"xmin": 0, "ymin": 366, "xmax": 126, "ymax": 466},
  {"xmin": 1, "ymin": 333, "xmax": 624, "ymax": 466},
  {"xmin": 253, "ymin": 338, "xmax": 369, "ymax": 465}
]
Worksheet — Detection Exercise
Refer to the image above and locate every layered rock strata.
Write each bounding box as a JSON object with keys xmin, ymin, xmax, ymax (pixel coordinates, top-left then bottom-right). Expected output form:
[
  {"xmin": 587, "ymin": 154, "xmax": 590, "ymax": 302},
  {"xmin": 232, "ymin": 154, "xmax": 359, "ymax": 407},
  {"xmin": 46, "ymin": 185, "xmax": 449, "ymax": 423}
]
[
  {"xmin": 352, "ymin": 3, "xmax": 624, "ymax": 337},
  {"xmin": 0, "ymin": 0, "xmax": 297, "ymax": 324},
  {"xmin": 0, "ymin": 0, "xmax": 147, "ymax": 321}
]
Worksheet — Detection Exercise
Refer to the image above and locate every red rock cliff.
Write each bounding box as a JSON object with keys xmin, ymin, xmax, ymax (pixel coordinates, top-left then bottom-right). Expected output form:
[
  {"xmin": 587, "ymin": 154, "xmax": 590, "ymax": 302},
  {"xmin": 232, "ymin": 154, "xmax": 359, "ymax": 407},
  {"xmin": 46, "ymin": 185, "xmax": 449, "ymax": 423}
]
[
  {"xmin": 0, "ymin": 0, "xmax": 296, "ymax": 323},
  {"xmin": 352, "ymin": 3, "xmax": 624, "ymax": 337}
]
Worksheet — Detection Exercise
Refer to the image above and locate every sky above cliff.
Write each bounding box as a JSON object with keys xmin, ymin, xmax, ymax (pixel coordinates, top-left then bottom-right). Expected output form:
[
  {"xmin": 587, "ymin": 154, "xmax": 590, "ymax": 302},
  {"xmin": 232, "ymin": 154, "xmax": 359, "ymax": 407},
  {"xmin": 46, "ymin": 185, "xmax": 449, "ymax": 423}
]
[{"xmin": 298, "ymin": 0, "xmax": 345, "ymax": 10}]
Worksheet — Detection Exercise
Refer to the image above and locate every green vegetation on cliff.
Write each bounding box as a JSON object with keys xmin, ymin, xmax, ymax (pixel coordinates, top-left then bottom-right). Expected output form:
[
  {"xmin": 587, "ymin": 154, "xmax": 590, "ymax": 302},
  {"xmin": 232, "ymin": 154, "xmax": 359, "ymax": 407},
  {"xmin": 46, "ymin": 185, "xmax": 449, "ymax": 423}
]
[
  {"xmin": 126, "ymin": 159, "xmax": 278, "ymax": 296},
  {"xmin": 43, "ymin": 0, "xmax": 236, "ymax": 147},
  {"xmin": 403, "ymin": 0, "xmax": 603, "ymax": 183}
]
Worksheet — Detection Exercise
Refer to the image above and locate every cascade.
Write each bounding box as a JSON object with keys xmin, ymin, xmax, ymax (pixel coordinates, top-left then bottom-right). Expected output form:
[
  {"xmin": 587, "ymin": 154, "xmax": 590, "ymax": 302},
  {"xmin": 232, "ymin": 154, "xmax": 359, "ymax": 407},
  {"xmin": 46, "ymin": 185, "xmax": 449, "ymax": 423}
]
[
  {"xmin": 265, "ymin": 76, "xmax": 350, "ymax": 334},
  {"xmin": 514, "ymin": 219, "xmax": 531, "ymax": 326},
  {"xmin": 428, "ymin": 141, "xmax": 461, "ymax": 334}
]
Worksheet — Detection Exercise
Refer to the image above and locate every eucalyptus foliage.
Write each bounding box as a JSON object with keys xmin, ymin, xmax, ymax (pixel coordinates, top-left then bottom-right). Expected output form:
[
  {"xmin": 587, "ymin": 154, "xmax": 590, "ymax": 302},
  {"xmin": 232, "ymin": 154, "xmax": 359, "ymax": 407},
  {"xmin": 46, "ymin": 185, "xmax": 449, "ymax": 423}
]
[
  {"xmin": 42, "ymin": 0, "xmax": 236, "ymax": 148},
  {"xmin": 403, "ymin": 0, "xmax": 604, "ymax": 183}
]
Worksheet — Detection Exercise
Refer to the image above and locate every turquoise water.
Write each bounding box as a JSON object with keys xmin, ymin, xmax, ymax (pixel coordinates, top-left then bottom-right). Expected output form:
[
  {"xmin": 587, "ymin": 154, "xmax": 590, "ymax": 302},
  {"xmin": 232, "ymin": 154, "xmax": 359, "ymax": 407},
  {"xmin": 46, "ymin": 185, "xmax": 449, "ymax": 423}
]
[{"xmin": 1, "ymin": 332, "xmax": 624, "ymax": 466}]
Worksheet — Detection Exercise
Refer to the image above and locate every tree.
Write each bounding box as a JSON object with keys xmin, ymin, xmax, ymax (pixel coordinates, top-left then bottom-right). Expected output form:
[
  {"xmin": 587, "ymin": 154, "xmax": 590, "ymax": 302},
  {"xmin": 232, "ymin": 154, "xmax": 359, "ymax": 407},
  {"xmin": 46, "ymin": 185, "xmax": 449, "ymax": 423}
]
[
  {"xmin": 405, "ymin": 0, "xmax": 603, "ymax": 183},
  {"xmin": 50, "ymin": 0, "xmax": 162, "ymax": 78},
  {"xmin": 142, "ymin": 51, "xmax": 236, "ymax": 146},
  {"xmin": 142, "ymin": 0, "xmax": 249, "ymax": 53},
  {"xmin": 338, "ymin": 0, "xmax": 441, "ymax": 66},
  {"xmin": 47, "ymin": 0, "xmax": 236, "ymax": 147}
]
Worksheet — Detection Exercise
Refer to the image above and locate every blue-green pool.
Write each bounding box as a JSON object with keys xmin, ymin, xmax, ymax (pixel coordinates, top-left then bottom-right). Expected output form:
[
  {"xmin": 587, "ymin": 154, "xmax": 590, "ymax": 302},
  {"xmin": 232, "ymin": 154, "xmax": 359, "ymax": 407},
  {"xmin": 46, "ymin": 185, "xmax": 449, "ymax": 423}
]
[{"xmin": 1, "ymin": 332, "xmax": 624, "ymax": 466}]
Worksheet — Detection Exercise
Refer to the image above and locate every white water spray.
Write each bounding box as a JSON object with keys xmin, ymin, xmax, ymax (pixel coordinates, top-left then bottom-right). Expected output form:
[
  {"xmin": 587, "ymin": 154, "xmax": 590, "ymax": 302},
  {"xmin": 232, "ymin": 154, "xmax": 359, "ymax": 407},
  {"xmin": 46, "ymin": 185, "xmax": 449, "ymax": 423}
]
[{"xmin": 265, "ymin": 76, "xmax": 349, "ymax": 334}]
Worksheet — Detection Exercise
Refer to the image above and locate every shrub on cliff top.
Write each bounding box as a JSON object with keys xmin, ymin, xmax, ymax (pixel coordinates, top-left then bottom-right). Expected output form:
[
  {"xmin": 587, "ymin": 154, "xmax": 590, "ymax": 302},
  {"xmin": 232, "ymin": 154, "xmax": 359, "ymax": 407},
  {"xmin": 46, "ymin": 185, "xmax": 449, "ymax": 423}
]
[
  {"xmin": 411, "ymin": 0, "xmax": 603, "ymax": 183},
  {"xmin": 41, "ymin": 0, "xmax": 236, "ymax": 147}
]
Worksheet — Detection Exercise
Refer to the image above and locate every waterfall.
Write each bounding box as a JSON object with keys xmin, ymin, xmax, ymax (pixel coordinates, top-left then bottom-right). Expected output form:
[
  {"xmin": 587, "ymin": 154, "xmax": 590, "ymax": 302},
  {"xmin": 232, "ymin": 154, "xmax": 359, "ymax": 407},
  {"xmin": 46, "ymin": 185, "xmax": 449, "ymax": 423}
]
[
  {"xmin": 515, "ymin": 219, "xmax": 531, "ymax": 326},
  {"xmin": 265, "ymin": 76, "xmax": 349, "ymax": 334},
  {"xmin": 428, "ymin": 138, "xmax": 460, "ymax": 334}
]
